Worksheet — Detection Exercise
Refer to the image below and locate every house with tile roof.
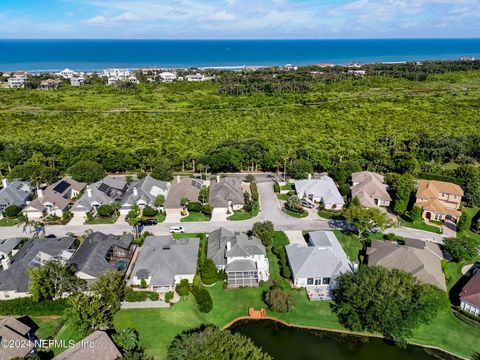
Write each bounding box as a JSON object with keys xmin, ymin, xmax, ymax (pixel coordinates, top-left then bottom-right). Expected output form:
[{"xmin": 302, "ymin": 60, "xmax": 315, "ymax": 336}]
[
  {"xmin": 415, "ymin": 179, "xmax": 463, "ymax": 222},
  {"xmin": 0, "ymin": 179, "xmax": 31, "ymax": 213},
  {"xmin": 120, "ymin": 175, "xmax": 169, "ymax": 215},
  {"xmin": 351, "ymin": 171, "xmax": 391, "ymax": 208},
  {"xmin": 366, "ymin": 238, "xmax": 447, "ymax": 290},
  {"xmin": 294, "ymin": 176, "xmax": 345, "ymax": 210},
  {"xmin": 459, "ymin": 269, "xmax": 480, "ymax": 317},
  {"xmin": 22, "ymin": 177, "xmax": 86, "ymax": 219},
  {"xmin": 0, "ymin": 236, "xmax": 76, "ymax": 299},
  {"xmin": 286, "ymin": 231, "xmax": 353, "ymax": 300},
  {"xmin": 69, "ymin": 232, "xmax": 134, "ymax": 283},
  {"xmin": 130, "ymin": 235, "xmax": 199, "ymax": 292},
  {"xmin": 207, "ymin": 227, "xmax": 269, "ymax": 288},
  {"xmin": 53, "ymin": 330, "xmax": 122, "ymax": 360}
]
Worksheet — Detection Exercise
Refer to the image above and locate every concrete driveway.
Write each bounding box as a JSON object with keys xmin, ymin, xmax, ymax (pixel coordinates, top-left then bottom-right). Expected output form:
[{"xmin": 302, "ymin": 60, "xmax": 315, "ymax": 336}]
[{"xmin": 284, "ymin": 230, "xmax": 307, "ymax": 246}]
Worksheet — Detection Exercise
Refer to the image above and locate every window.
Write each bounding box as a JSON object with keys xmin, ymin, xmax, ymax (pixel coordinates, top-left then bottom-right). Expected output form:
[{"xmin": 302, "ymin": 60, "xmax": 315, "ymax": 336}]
[
  {"xmin": 314, "ymin": 279, "xmax": 322, "ymax": 285},
  {"xmin": 322, "ymin": 277, "xmax": 331, "ymax": 285},
  {"xmin": 307, "ymin": 278, "xmax": 314, "ymax": 285}
]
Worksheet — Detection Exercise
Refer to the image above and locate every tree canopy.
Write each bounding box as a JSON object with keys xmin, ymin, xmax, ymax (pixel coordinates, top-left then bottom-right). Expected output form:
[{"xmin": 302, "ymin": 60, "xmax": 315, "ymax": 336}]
[
  {"xmin": 332, "ymin": 266, "xmax": 446, "ymax": 344},
  {"xmin": 68, "ymin": 160, "xmax": 106, "ymax": 183},
  {"xmin": 167, "ymin": 325, "xmax": 272, "ymax": 360}
]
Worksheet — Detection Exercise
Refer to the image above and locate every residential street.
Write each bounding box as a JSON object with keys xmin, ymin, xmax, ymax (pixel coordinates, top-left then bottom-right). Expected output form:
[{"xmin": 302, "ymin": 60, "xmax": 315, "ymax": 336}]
[{"xmin": 0, "ymin": 180, "xmax": 445, "ymax": 243}]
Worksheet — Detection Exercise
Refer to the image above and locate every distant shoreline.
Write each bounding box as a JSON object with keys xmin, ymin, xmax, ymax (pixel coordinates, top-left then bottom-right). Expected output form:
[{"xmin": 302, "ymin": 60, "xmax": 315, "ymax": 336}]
[{"xmin": 0, "ymin": 38, "xmax": 478, "ymax": 73}]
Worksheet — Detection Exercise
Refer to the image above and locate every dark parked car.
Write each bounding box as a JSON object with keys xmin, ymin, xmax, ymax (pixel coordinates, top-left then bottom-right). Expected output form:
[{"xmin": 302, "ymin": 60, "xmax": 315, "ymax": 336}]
[{"xmin": 141, "ymin": 219, "xmax": 158, "ymax": 226}]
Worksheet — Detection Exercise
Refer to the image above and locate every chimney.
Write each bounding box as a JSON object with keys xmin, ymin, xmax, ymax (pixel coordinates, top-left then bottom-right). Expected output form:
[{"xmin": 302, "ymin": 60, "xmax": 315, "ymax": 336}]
[
  {"xmin": 1, "ymin": 258, "xmax": 10, "ymax": 270},
  {"xmin": 216, "ymin": 175, "xmax": 220, "ymax": 183},
  {"xmin": 37, "ymin": 187, "xmax": 43, "ymax": 198},
  {"xmin": 133, "ymin": 187, "xmax": 138, "ymax": 196},
  {"xmin": 176, "ymin": 175, "xmax": 181, "ymax": 183},
  {"xmin": 87, "ymin": 186, "xmax": 92, "ymax": 198},
  {"xmin": 308, "ymin": 173, "xmax": 312, "ymax": 180},
  {"xmin": 1, "ymin": 179, "xmax": 8, "ymax": 188},
  {"xmin": 226, "ymin": 241, "xmax": 231, "ymax": 252}
]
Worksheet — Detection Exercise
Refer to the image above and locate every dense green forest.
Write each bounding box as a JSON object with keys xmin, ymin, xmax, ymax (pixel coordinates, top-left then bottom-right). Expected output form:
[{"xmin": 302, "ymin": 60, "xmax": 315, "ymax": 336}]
[{"xmin": 0, "ymin": 70, "xmax": 479, "ymax": 182}]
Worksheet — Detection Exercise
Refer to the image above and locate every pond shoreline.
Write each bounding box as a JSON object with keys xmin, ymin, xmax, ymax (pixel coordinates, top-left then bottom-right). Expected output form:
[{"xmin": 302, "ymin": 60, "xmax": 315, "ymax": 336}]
[{"xmin": 224, "ymin": 316, "xmax": 467, "ymax": 360}]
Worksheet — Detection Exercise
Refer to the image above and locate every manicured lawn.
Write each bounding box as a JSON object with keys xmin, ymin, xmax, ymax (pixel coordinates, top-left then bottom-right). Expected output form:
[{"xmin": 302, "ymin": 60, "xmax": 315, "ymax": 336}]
[
  {"xmin": 272, "ymin": 231, "xmax": 290, "ymax": 246},
  {"xmin": 441, "ymin": 260, "xmax": 465, "ymax": 291},
  {"xmin": 333, "ymin": 231, "xmax": 364, "ymax": 262},
  {"xmin": 276, "ymin": 193, "xmax": 289, "ymax": 201},
  {"xmin": 460, "ymin": 207, "xmax": 480, "ymax": 242},
  {"xmin": 180, "ymin": 212, "xmax": 210, "ymax": 222},
  {"xmin": 228, "ymin": 211, "xmax": 253, "ymax": 221},
  {"xmin": 280, "ymin": 183, "xmax": 294, "ymax": 191},
  {"xmin": 0, "ymin": 217, "xmax": 21, "ymax": 226},
  {"xmin": 282, "ymin": 208, "xmax": 308, "ymax": 218},
  {"xmin": 142, "ymin": 212, "xmax": 166, "ymax": 223},
  {"xmin": 317, "ymin": 210, "xmax": 344, "ymax": 220},
  {"xmin": 51, "ymin": 323, "xmax": 84, "ymax": 355},
  {"xmin": 32, "ymin": 316, "xmax": 62, "ymax": 340},
  {"xmin": 399, "ymin": 216, "xmax": 442, "ymax": 234},
  {"xmin": 85, "ymin": 214, "xmax": 119, "ymax": 224}
]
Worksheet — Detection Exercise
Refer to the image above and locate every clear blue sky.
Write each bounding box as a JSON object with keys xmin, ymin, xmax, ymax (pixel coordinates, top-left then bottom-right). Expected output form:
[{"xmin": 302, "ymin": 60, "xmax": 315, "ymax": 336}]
[{"xmin": 0, "ymin": 0, "xmax": 479, "ymax": 39}]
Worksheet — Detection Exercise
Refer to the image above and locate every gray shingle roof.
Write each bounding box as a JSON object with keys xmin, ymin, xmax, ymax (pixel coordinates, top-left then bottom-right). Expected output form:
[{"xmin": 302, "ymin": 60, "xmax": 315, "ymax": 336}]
[
  {"xmin": 286, "ymin": 231, "xmax": 352, "ymax": 279},
  {"xmin": 294, "ymin": 176, "xmax": 344, "ymax": 205},
  {"xmin": 207, "ymin": 227, "xmax": 265, "ymax": 267},
  {"xmin": 0, "ymin": 237, "xmax": 76, "ymax": 292},
  {"xmin": 0, "ymin": 317, "xmax": 34, "ymax": 359},
  {"xmin": 53, "ymin": 330, "xmax": 121, "ymax": 360},
  {"xmin": 120, "ymin": 175, "xmax": 169, "ymax": 209},
  {"xmin": 68, "ymin": 232, "xmax": 133, "ymax": 279},
  {"xmin": 164, "ymin": 177, "xmax": 205, "ymax": 209},
  {"xmin": 208, "ymin": 178, "xmax": 245, "ymax": 208},
  {"xmin": 72, "ymin": 176, "xmax": 127, "ymax": 212},
  {"xmin": 225, "ymin": 259, "xmax": 257, "ymax": 272},
  {"xmin": 366, "ymin": 240, "xmax": 446, "ymax": 290},
  {"xmin": 0, "ymin": 238, "xmax": 22, "ymax": 257},
  {"xmin": 0, "ymin": 181, "xmax": 30, "ymax": 209},
  {"xmin": 132, "ymin": 236, "xmax": 199, "ymax": 287}
]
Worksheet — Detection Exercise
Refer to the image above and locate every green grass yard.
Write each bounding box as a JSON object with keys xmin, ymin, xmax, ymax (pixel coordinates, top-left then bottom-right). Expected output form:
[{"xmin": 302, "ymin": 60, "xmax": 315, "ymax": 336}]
[
  {"xmin": 333, "ymin": 231, "xmax": 363, "ymax": 262},
  {"xmin": 276, "ymin": 193, "xmax": 289, "ymax": 201},
  {"xmin": 180, "ymin": 212, "xmax": 210, "ymax": 222},
  {"xmin": 32, "ymin": 316, "xmax": 62, "ymax": 340},
  {"xmin": 272, "ymin": 231, "xmax": 290, "ymax": 247},
  {"xmin": 84, "ymin": 214, "xmax": 119, "ymax": 224},
  {"xmin": 0, "ymin": 217, "xmax": 21, "ymax": 226},
  {"xmin": 282, "ymin": 207, "xmax": 308, "ymax": 218},
  {"xmin": 399, "ymin": 216, "xmax": 442, "ymax": 234}
]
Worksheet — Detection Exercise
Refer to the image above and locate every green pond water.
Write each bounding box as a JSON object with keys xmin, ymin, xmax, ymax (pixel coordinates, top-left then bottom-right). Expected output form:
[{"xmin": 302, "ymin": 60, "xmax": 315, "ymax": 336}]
[{"xmin": 230, "ymin": 320, "xmax": 456, "ymax": 360}]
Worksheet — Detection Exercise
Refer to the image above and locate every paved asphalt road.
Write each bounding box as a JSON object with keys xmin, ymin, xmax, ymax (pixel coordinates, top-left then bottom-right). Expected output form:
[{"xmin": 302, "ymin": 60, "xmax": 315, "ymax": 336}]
[{"xmin": 0, "ymin": 178, "xmax": 446, "ymax": 243}]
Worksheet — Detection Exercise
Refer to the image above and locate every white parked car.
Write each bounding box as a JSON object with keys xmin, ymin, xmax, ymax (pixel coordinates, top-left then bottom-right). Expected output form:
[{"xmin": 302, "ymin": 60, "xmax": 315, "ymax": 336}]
[{"xmin": 169, "ymin": 226, "xmax": 185, "ymax": 233}]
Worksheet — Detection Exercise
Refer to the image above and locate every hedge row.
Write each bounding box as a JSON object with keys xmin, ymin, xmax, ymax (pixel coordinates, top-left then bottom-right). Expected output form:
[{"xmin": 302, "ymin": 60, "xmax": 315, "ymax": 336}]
[
  {"xmin": 0, "ymin": 298, "xmax": 69, "ymax": 316},
  {"xmin": 250, "ymin": 182, "xmax": 259, "ymax": 201}
]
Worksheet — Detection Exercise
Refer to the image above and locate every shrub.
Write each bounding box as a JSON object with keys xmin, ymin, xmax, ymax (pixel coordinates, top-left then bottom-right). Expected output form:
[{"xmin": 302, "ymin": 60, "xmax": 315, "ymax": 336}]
[
  {"xmin": 338, "ymin": 183, "xmax": 350, "ymax": 197},
  {"xmin": 265, "ymin": 287, "xmax": 294, "ymax": 313},
  {"xmin": 124, "ymin": 288, "xmax": 159, "ymax": 302},
  {"xmin": 187, "ymin": 201, "xmax": 202, "ymax": 213},
  {"xmin": 194, "ymin": 287, "xmax": 213, "ymax": 313},
  {"xmin": 410, "ymin": 206, "xmax": 423, "ymax": 222},
  {"xmin": 140, "ymin": 278, "xmax": 147, "ymax": 289},
  {"xmin": 0, "ymin": 298, "xmax": 68, "ymax": 316},
  {"xmin": 142, "ymin": 205, "xmax": 158, "ymax": 217},
  {"xmin": 286, "ymin": 195, "xmax": 302, "ymax": 212},
  {"xmin": 200, "ymin": 259, "xmax": 218, "ymax": 285},
  {"xmin": 457, "ymin": 213, "xmax": 472, "ymax": 233},
  {"xmin": 3, "ymin": 204, "xmax": 21, "ymax": 218},
  {"xmin": 165, "ymin": 291, "xmax": 174, "ymax": 303},
  {"xmin": 97, "ymin": 204, "xmax": 113, "ymax": 217},
  {"xmin": 250, "ymin": 182, "xmax": 259, "ymax": 201},
  {"xmin": 273, "ymin": 183, "xmax": 280, "ymax": 193},
  {"xmin": 175, "ymin": 279, "xmax": 190, "ymax": 298},
  {"xmin": 201, "ymin": 203, "xmax": 212, "ymax": 216},
  {"xmin": 192, "ymin": 275, "xmax": 201, "ymax": 289},
  {"xmin": 444, "ymin": 236, "xmax": 478, "ymax": 262},
  {"xmin": 245, "ymin": 174, "xmax": 255, "ymax": 183},
  {"xmin": 252, "ymin": 221, "xmax": 274, "ymax": 247}
]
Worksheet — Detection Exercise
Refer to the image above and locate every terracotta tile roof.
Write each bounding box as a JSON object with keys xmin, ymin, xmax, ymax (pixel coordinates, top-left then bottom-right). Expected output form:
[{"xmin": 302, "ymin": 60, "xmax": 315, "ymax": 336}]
[
  {"xmin": 460, "ymin": 270, "xmax": 480, "ymax": 308},
  {"xmin": 416, "ymin": 180, "xmax": 464, "ymax": 198},
  {"xmin": 416, "ymin": 199, "xmax": 461, "ymax": 217}
]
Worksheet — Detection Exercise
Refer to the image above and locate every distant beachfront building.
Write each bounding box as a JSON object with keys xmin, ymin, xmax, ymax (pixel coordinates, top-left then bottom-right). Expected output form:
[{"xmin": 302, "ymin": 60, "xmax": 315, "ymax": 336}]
[
  {"xmin": 348, "ymin": 70, "xmax": 366, "ymax": 76},
  {"xmin": 284, "ymin": 64, "xmax": 298, "ymax": 71},
  {"xmin": 159, "ymin": 72, "xmax": 177, "ymax": 83},
  {"xmin": 102, "ymin": 68, "xmax": 131, "ymax": 78},
  {"xmin": 141, "ymin": 67, "xmax": 163, "ymax": 75},
  {"xmin": 39, "ymin": 79, "xmax": 60, "ymax": 90},
  {"xmin": 56, "ymin": 68, "xmax": 80, "ymax": 79},
  {"xmin": 70, "ymin": 76, "xmax": 85, "ymax": 87},
  {"xmin": 186, "ymin": 73, "xmax": 208, "ymax": 82},
  {"xmin": 7, "ymin": 71, "xmax": 28, "ymax": 89}
]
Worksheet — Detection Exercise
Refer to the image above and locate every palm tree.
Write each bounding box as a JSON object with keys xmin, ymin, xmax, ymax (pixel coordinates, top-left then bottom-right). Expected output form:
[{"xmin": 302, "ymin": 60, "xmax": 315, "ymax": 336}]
[{"xmin": 113, "ymin": 328, "xmax": 139, "ymax": 352}]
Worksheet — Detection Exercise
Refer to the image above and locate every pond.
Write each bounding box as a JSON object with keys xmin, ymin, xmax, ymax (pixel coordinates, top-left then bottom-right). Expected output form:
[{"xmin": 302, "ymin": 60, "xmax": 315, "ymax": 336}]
[{"xmin": 229, "ymin": 320, "xmax": 457, "ymax": 360}]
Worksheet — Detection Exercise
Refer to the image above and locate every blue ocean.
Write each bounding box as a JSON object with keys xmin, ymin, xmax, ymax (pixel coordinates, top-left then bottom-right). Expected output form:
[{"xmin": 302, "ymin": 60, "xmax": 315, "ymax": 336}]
[{"xmin": 0, "ymin": 39, "xmax": 479, "ymax": 72}]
